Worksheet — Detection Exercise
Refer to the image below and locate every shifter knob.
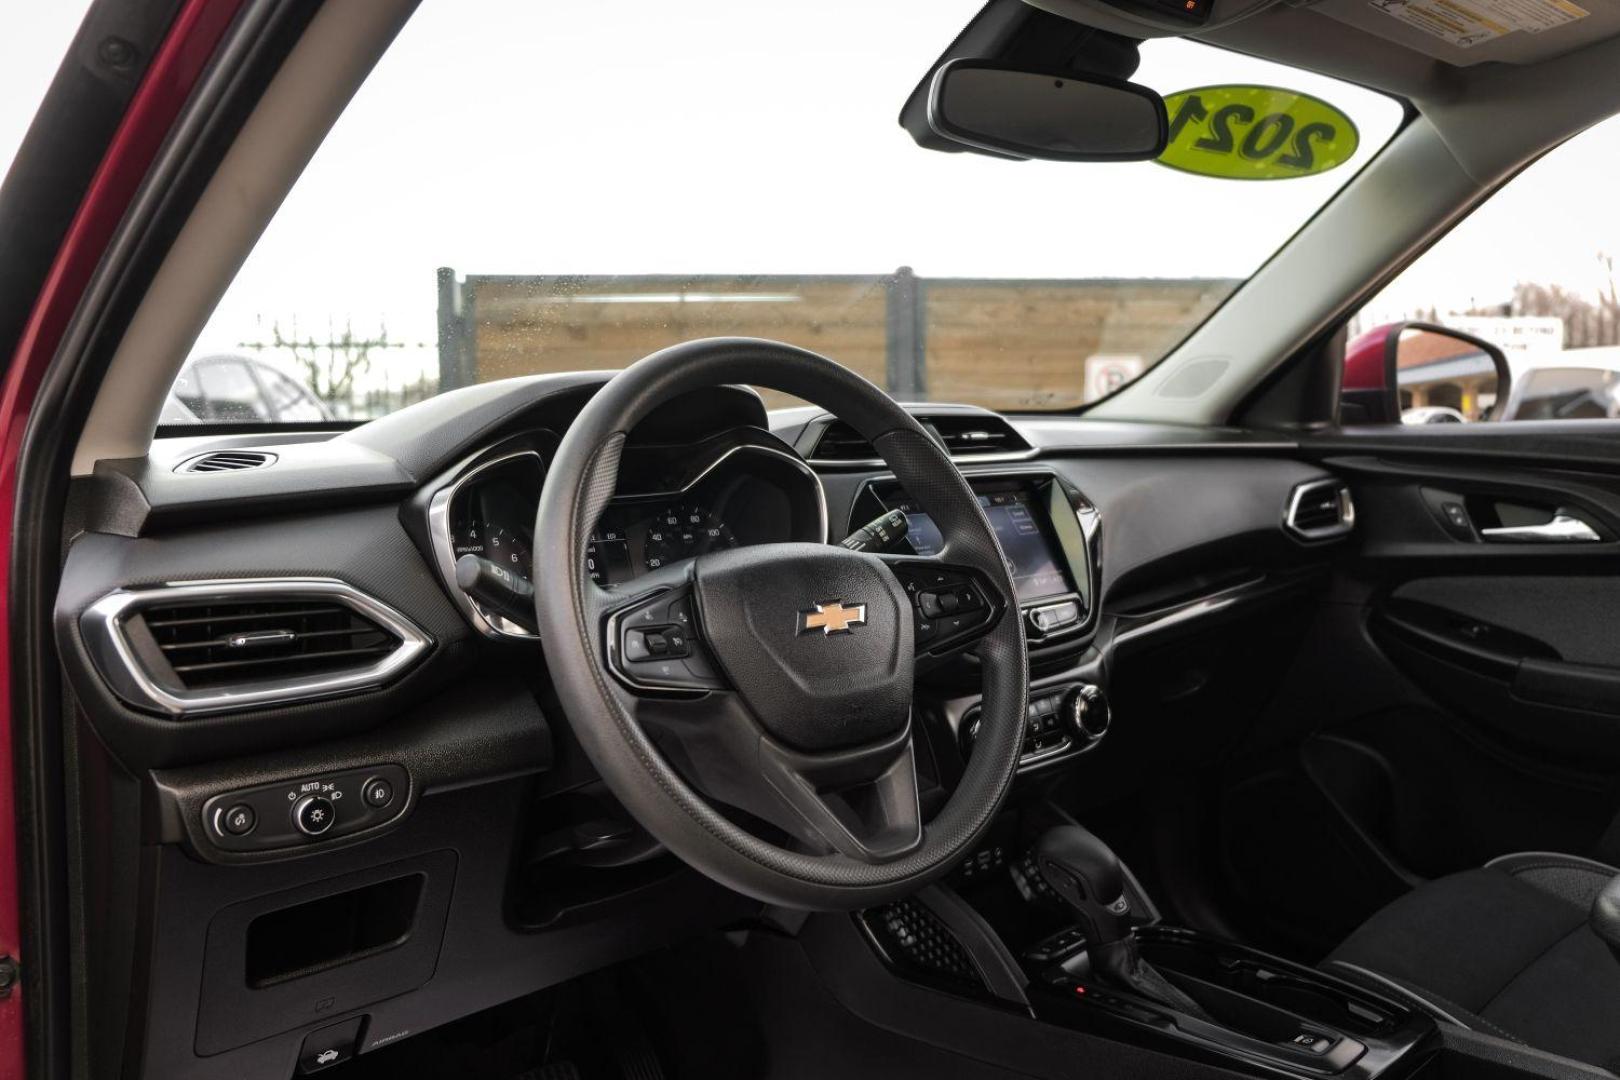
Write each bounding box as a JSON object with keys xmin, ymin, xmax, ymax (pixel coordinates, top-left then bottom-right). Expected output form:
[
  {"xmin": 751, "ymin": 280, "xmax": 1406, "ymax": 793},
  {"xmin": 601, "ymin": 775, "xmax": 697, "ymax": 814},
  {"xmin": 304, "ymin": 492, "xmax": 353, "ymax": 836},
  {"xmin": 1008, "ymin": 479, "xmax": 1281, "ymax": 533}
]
[
  {"xmin": 1035, "ymin": 825, "xmax": 1131, "ymax": 946},
  {"xmin": 1593, "ymin": 873, "xmax": 1620, "ymax": 961}
]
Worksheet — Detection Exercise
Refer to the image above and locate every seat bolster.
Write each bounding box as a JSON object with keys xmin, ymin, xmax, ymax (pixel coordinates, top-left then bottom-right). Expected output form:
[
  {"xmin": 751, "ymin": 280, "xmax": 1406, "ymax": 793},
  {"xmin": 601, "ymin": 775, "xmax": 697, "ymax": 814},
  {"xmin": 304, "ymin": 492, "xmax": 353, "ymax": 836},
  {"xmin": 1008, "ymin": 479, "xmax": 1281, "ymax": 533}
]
[
  {"xmin": 1326, "ymin": 867, "xmax": 1588, "ymax": 1016},
  {"xmin": 1485, "ymin": 851, "xmax": 1618, "ymax": 911}
]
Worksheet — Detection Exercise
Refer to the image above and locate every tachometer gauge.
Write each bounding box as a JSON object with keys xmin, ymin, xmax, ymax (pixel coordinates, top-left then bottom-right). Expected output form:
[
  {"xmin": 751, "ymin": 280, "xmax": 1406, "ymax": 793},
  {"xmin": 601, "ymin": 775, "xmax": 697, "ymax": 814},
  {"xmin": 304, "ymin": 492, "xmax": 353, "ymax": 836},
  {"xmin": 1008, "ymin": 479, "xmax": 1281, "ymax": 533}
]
[
  {"xmin": 476, "ymin": 524, "xmax": 534, "ymax": 582},
  {"xmin": 643, "ymin": 504, "xmax": 737, "ymax": 570}
]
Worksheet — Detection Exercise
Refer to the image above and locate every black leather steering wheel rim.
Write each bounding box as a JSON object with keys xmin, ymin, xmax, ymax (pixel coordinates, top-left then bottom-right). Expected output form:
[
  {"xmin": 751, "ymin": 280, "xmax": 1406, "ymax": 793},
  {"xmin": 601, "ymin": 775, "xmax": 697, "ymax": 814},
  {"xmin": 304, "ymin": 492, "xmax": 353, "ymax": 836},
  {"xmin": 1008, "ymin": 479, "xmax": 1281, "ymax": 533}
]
[{"xmin": 534, "ymin": 337, "xmax": 1028, "ymax": 910}]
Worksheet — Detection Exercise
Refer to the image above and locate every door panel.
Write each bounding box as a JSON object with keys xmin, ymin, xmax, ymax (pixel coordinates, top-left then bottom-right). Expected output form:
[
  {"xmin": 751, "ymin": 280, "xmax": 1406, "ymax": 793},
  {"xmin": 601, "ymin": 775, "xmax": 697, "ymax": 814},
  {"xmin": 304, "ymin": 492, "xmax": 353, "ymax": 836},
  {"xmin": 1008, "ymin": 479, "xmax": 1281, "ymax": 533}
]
[{"xmin": 1217, "ymin": 432, "xmax": 1620, "ymax": 955}]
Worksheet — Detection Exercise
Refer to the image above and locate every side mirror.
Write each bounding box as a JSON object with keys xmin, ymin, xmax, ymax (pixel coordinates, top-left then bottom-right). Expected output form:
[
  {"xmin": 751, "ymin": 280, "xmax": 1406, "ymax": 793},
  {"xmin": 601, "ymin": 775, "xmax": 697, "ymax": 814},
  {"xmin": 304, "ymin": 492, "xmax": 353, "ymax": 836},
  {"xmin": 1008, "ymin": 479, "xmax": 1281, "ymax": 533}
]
[
  {"xmin": 1341, "ymin": 322, "xmax": 1511, "ymax": 425},
  {"xmin": 926, "ymin": 59, "xmax": 1168, "ymax": 163}
]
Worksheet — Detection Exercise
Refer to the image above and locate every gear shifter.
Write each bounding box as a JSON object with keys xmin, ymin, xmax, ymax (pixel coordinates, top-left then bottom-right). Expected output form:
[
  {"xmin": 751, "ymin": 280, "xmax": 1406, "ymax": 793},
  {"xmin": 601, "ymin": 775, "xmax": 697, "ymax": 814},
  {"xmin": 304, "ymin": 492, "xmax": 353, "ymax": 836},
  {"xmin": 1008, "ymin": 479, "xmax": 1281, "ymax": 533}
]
[{"xmin": 1035, "ymin": 826, "xmax": 1211, "ymax": 1019}]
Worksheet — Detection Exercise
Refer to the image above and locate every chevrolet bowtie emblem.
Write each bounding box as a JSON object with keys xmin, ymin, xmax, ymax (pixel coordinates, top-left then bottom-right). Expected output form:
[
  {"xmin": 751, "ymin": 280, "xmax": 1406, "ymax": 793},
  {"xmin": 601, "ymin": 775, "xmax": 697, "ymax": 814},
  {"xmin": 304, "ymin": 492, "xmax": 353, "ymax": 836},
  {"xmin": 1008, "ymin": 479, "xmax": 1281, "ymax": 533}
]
[{"xmin": 797, "ymin": 600, "xmax": 867, "ymax": 636}]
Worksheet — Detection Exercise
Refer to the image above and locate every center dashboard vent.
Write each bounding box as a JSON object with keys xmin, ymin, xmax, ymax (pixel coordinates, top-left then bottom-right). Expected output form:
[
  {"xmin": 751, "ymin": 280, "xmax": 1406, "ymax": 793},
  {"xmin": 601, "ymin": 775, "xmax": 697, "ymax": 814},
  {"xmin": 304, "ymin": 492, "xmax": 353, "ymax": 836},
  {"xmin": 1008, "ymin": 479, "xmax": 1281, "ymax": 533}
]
[
  {"xmin": 176, "ymin": 450, "xmax": 278, "ymax": 474},
  {"xmin": 1285, "ymin": 479, "xmax": 1355, "ymax": 541},
  {"xmin": 82, "ymin": 579, "xmax": 430, "ymax": 717},
  {"xmin": 809, "ymin": 413, "xmax": 1032, "ymax": 463}
]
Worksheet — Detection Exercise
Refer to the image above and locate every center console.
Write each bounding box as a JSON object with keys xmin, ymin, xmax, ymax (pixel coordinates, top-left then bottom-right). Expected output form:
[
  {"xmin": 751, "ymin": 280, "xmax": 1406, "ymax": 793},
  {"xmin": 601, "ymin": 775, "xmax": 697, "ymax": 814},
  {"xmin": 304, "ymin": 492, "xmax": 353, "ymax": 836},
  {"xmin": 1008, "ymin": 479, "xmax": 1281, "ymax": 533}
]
[{"xmin": 854, "ymin": 824, "xmax": 1438, "ymax": 1080}]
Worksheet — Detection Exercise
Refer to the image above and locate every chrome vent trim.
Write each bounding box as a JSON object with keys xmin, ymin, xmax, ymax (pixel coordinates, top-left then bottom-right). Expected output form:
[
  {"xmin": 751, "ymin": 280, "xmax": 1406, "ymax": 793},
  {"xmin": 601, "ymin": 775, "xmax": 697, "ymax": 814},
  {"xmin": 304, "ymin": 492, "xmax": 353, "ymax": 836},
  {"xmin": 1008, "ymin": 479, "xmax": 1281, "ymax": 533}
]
[
  {"xmin": 1284, "ymin": 479, "xmax": 1355, "ymax": 542},
  {"xmin": 175, "ymin": 449, "xmax": 279, "ymax": 473},
  {"xmin": 81, "ymin": 578, "xmax": 431, "ymax": 717},
  {"xmin": 808, "ymin": 415, "xmax": 1036, "ymax": 466}
]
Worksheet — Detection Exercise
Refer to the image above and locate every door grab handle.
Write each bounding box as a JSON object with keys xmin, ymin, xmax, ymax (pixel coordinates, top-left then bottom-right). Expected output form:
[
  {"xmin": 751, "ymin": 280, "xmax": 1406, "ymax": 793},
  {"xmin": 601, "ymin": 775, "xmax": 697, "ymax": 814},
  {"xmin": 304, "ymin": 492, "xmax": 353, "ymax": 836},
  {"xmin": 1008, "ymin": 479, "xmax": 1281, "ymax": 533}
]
[{"xmin": 1480, "ymin": 513, "xmax": 1602, "ymax": 543}]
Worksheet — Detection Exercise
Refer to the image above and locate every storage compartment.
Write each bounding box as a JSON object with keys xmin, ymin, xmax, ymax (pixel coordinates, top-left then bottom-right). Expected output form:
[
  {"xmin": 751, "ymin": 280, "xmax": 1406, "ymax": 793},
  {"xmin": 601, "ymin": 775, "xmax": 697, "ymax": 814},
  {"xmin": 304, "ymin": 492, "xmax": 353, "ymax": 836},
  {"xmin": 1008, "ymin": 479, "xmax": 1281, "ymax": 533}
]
[
  {"xmin": 196, "ymin": 850, "xmax": 457, "ymax": 1055},
  {"xmin": 245, "ymin": 873, "xmax": 423, "ymax": 986}
]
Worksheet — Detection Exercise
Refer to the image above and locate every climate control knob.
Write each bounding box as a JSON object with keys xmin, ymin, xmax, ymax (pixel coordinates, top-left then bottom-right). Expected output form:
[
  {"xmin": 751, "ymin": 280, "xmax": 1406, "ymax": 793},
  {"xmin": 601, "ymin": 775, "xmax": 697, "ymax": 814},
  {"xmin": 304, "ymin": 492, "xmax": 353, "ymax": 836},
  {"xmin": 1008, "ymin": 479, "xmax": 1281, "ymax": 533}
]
[
  {"xmin": 1062, "ymin": 684, "xmax": 1111, "ymax": 743},
  {"xmin": 292, "ymin": 794, "xmax": 337, "ymax": 837}
]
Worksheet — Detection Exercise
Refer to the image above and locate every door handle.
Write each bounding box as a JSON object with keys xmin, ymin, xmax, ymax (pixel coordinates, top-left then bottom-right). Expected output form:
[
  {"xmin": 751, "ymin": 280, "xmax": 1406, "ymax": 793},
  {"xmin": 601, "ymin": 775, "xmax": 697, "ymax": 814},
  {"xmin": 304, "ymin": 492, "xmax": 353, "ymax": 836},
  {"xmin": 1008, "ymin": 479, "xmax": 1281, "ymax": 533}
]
[{"xmin": 1480, "ymin": 513, "xmax": 1602, "ymax": 543}]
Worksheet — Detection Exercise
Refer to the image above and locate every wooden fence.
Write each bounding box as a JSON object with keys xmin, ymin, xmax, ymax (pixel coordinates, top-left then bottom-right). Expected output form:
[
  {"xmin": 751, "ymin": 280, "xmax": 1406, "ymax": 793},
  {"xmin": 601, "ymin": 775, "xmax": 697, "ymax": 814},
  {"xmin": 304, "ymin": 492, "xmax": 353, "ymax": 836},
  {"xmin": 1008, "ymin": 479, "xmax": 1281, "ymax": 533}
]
[{"xmin": 437, "ymin": 269, "xmax": 1234, "ymax": 411}]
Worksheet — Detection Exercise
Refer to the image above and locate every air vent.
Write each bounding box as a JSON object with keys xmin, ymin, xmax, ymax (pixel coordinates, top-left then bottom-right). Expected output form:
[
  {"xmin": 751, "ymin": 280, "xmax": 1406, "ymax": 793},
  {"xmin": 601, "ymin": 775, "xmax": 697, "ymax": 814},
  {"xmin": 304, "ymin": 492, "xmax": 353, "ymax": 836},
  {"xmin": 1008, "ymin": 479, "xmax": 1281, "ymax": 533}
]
[
  {"xmin": 1285, "ymin": 479, "xmax": 1355, "ymax": 541},
  {"xmin": 809, "ymin": 414, "xmax": 1031, "ymax": 462},
  {"xmin": 143, "ymin": 600, "xmax": 397, "ymax": 688},
  {"xmin": 177, "ymin": 450, "xmax": 278, "ymax": 474},
  {"xmin": 82, "ymin": 579, "xmax": 430, "ymax": 717}
]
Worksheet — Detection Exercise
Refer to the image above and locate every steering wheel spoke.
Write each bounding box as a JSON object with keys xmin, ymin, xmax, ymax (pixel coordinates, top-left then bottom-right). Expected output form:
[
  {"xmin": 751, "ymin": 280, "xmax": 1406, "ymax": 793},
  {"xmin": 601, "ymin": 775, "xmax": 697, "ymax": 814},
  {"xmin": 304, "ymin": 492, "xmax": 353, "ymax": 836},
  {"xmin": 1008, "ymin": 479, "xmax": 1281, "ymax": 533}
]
[
  {"xmin": 628, "ymin": 684, "xmax": 923, "ymax": 862},
  {"xmin": 603, "ymin": 572, "xmax": 729, "ymax": 694},
  {"xmin": 879, "ymin": 554, "xmax": 1010, "ymax": 661}
]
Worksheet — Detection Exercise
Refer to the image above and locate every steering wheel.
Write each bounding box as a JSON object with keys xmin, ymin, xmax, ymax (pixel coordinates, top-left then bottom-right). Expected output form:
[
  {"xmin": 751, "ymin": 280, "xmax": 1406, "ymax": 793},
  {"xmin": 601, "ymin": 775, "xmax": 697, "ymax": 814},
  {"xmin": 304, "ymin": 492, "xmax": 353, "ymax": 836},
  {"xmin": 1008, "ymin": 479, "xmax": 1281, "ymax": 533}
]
[{"xmin": 534, "ymin": 338, "xmax": 1028, "ymax": 910}]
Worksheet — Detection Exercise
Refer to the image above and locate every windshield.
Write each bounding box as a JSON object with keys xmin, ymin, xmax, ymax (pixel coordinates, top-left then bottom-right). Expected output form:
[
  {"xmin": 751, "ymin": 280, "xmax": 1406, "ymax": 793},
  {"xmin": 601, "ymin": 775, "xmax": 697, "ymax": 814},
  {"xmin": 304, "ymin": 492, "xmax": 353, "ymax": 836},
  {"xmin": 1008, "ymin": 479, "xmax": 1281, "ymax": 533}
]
[{"xmin": 173, "ymin": 0, "xmax": 1403, "ymax": 425}]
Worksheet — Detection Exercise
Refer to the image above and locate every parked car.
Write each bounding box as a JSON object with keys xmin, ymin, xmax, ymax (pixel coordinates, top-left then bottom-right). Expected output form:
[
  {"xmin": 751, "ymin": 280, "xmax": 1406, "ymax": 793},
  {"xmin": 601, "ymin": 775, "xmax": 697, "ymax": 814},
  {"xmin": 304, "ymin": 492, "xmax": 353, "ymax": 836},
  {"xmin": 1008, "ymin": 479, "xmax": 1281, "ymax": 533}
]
[
  {"xmin": 161, "ymin": 353, "xmax": 333, "ymax": 424},
  {"xmin": 1497, "ymin": 349, "xmax": 1620, "ymax": 421}
]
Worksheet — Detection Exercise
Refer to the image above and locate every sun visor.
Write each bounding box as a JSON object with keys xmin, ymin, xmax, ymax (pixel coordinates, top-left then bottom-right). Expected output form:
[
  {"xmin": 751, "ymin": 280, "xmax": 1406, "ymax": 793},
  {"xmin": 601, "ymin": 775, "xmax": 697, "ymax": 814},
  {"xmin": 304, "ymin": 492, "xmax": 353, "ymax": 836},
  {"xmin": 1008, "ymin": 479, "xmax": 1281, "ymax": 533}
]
[{"xmin": 1308, "ymin": 0, "xmax": 1620, "ymax": 67}]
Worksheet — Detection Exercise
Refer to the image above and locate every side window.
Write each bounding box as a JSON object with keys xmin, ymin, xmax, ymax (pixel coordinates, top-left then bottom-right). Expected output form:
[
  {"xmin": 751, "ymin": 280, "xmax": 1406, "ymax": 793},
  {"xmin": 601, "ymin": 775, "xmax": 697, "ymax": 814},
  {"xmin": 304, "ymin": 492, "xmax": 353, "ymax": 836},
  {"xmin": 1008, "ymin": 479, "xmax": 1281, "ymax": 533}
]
[
  {"xmin": 193, "ymin": 360, "xmax": 271, "ymax": 422},
  {"xmin": 1348, "ymin": 112, "xmax": 1620, "ymax": 425}
]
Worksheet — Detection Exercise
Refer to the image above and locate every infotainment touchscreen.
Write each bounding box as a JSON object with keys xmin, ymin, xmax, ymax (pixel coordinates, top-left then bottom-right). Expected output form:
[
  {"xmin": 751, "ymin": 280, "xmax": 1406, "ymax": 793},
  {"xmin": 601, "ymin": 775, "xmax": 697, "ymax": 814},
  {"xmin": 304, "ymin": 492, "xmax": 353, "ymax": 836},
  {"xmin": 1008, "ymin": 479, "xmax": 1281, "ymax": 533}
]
[{"xmin": 886, "ymin": 489, "xmax": 1071, "ymax": 603}]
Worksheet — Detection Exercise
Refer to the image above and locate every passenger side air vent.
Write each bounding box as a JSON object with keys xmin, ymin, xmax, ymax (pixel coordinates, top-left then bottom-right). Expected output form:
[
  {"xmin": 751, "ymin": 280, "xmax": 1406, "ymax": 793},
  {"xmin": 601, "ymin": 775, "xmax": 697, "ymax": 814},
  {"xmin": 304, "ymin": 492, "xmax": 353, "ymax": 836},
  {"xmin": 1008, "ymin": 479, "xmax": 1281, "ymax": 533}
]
[
  {"xmin": 1285, "ymin": 479, "xmax": 1355, "ymax": 541},
  {"xmin": 176, "ymin": 450, "xmax": 278, "ymax": 474},
  {"xmin": 809, "ymin": 414, "xmax": 1031, "ymax": 462},
  {"xmin": 81, "ymin": 579, "xmax": 430, "ymax": 717}
]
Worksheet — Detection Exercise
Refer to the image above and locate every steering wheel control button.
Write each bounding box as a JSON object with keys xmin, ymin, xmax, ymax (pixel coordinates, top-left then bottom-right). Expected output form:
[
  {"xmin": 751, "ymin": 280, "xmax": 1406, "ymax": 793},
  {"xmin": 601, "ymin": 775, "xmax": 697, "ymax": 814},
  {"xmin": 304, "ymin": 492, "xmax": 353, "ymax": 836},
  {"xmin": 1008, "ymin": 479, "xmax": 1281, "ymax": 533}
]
[
  {"xmin": 298, "ymin": 1017, "xmax": 363, "ymax": 1074},
  {"xmin": 220, "ymin": 804, "xmax": 256, "ymax": 836},
  {"xmin": 294, "ymin": 794, "xmax": 337, "ymax": 836},
  {"xmin": 889, "ymin": 561, "xmax": 1003, "ymax": 657},
  {"xmin": 607, "ymin": 586, "xmax": 728, "ymax": 693},
  {"xmin": 200, "ymin": 764, "xmax": 411, "ymax": 853}
]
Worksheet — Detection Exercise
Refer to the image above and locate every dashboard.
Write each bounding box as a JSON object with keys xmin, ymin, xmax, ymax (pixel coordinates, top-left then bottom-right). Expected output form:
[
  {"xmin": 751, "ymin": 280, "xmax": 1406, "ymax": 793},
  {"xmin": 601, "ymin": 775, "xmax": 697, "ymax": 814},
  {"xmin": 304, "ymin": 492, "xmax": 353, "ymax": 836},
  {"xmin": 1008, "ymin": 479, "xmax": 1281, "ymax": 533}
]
[{"xmin": 55, "ymin": 372, "xmax": 1352, "ymax": 1080}]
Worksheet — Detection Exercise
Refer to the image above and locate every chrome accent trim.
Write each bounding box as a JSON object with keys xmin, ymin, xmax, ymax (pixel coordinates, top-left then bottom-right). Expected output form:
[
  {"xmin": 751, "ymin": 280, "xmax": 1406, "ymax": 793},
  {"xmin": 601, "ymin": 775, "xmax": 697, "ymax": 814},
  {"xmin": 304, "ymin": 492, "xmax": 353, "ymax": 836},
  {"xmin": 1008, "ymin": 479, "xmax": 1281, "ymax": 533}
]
[
  {"xmin": 80, "ymin": 578, "xmax": 431, "ymax": 718},
  {"xmin": 1112, "ymin": 576, "xmax": 1268, "ymax": 650},
  {"xmin": 809, "ymin": 449, "xmax": 1040, "ymax": 469},
  {"xmin": 1480, "ymin": 513, "xmax": 1601, "ymax": 543},
  {"xmin": 426, "ymin": 449, "xmax": 545, "ymax": 639},
  {"xmin": 1283, "ymin": 478, "xmax": 1355, "ymax": 542},
  {"xmin": 803, "ymin": 415, "xmax": 1039, "ymax": 469}
]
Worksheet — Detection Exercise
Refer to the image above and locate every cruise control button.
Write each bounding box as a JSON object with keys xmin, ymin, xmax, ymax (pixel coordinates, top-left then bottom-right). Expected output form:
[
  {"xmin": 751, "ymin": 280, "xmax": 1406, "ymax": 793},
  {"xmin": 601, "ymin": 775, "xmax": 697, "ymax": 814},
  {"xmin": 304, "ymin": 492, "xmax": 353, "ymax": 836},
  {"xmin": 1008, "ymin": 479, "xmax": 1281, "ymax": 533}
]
[
  {"xmin": 221, "ymin": 804, "xmax": 256, "ymax": 836},
  {"xmin": 647, "ymin": 632, "xmax": 670, "ymax": 656},
  {"xmin": 663, "ymin": 628, "xmax": 690, "ymax": 656}
]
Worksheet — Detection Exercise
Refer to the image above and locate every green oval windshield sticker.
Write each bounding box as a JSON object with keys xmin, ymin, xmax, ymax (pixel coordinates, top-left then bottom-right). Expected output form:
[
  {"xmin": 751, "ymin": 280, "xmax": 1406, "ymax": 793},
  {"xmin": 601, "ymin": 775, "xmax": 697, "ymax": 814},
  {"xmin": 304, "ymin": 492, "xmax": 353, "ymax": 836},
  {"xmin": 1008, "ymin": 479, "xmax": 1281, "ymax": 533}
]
[{"xmin": 1157, "ymin": 85, "xmax": 1360, "ymax": 180}]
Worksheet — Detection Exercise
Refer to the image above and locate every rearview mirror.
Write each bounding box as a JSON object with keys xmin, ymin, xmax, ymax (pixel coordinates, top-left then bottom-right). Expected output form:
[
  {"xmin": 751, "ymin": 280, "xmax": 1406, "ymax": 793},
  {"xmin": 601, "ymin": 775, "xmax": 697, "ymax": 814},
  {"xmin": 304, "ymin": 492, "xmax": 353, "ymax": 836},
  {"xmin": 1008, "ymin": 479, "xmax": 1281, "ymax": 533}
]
[
  {"xmin": 926, "ymin": 59, "xmax": 1168, "ymax": 162},
  {"xmin": 1342, "ymin": 322, "xmax": 1512, "ymax": 425}
]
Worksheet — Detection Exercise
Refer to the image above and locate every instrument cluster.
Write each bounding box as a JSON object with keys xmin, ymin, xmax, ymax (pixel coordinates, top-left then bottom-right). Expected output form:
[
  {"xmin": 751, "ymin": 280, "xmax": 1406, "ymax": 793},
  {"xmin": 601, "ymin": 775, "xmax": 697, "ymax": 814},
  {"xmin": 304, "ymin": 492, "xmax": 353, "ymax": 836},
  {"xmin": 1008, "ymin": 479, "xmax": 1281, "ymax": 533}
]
[{"xmin": 429, "ymin": 436, "xmax": 825, "ymax": 638}]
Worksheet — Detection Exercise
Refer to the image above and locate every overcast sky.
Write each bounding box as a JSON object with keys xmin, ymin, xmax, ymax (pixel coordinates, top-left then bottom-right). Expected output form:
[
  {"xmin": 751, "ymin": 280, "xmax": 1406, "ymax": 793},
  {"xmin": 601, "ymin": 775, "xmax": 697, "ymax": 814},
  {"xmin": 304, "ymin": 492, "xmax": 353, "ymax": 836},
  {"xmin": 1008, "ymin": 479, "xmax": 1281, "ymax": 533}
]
[{"xmin": 5, "ymin": 1, "xmax": 1620, "ymax": 381}]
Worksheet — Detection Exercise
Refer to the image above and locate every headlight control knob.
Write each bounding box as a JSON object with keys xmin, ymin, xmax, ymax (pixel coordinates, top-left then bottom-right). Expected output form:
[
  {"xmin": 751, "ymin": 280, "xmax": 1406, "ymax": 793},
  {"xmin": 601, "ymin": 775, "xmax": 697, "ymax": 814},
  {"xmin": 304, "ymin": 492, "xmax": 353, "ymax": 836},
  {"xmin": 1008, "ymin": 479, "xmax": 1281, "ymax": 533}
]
[
  {"xmin": 293, "ymin": 794, "xmax": 337, "ymax": 837},
  {"xmin": 1062, "ymin": 684, "xmax": 1111, "ymax": 743}
]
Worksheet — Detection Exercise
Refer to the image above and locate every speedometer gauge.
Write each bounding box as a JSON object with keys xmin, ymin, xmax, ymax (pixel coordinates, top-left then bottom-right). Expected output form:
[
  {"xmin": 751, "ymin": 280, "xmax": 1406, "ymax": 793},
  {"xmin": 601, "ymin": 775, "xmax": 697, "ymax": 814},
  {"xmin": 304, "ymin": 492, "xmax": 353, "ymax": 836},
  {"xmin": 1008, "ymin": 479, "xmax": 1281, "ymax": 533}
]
[{"xmin": 643, "ymin": 504, "xmax": 737, "ymax": 571}]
